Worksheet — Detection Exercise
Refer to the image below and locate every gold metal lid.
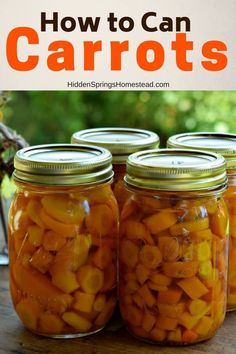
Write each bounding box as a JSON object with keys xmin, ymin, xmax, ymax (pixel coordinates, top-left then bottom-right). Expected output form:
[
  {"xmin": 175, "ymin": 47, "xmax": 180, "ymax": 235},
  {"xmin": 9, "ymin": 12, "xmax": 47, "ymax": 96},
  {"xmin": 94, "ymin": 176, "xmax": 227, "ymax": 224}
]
[
  {"xmin": 125, "ymin": 149, "xmax": 227, "ymax": 191},
  {"xmin": 13, "ymin": 144, "xmax": 113, "ymax": 186},
  {"xmin": 167, "ymin": 133, "xmax": 236, "ymax": 169},
  {"xmin": 71, "ymin": 128, "xmax": 159, "ymax": 164}
]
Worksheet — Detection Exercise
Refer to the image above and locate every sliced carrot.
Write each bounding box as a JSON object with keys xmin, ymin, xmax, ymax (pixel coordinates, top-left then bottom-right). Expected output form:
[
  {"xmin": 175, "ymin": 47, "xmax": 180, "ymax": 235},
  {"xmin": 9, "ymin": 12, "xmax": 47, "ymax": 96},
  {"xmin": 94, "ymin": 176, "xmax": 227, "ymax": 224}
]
[
  {"xmin": 178, "ymin": 277, "xmax": 208, "ymax": 300},
  {"xmin": 170, "ymin": 218, "xmax": 209, "ymax": 237},
  {"xmin": 158, "ymin": 287, "xmax": 183, "ymax": 305},
  {"xmin": 133, "ymin": 293, "xmax": 145, "ymax": 308},
  {"xmin": 41, "ymin": 195, "xmax": 85, "ymax": 224},
  {"xmin": 139, "ymin": 245, "xmax": 162, "ymax": 269},
  {"xmin": 26, "ymin": 200, "xmax": 45, "ymax": 228},
  {"xmin": 15, "ymin": 297, "xmax": 43, "ymax": 331},
  {"xmin": 158, "ymin": 302, "xmax": 185, "ymax": 318},
  {"xmin": 143, "ymin": 211, "xmax": 177, "ymax": 234},
  {"xmin": 210, "ymin": 202, "xmax": 229, "ymax": 238},
  {"xmin": 156, "ymin": 315, "xmax": 178, "ymax": 331},
  {"xmin": 13, "ymin": 261, "xmax": 66, "ymax": 308},
  {"xmin": 93, "ymin": 294, "xmax": 106, "ymax": 312},
  {"xmin": 62, "ymin": 312, "xmax": 92, "ymax": 332},
  {"xmin": 91, "ymin": 246, "xmax": 112, "ymax": 269},
  {"xmin": 120, "ymin": 239, "xmax": 139, "ymax": 268},
  {"xmin": 77, "ymin": 265, "xmax": 104, "ymax": 294},
  {"xmin": 167, "ymin": 327, "xmax": 182, "ymax": 342},
  {"xmin": 142, "ymin": 310, "xmax": 156, "ymax": 332},
  {"xmin": 28, "ymin": 225, "xmax": 44, "ymax": 247},
  {"xmin": 120, "ymin": 199, "xmax": 137, "ymax": 222},
  {"xmin": 125, "ymin": 220, "xmax": 154, "ymax": 245},
  {"xmin": 148, "ymin": 281, "xmax": 168, "ymax": 292},
  {"xmin": 158, "ymin": 237, "xmax": 181, "ymax": 262},
  {"xmin": 39, "ymin": 313, "xmax": 64, "ymax": 334},
  {"xmin": 42, "ymin": 230, "xmax": 66, "ymax": 251},
  {"xmin": 39, "ymin": 209, "xmax": 78, "ymax": 238},
  {"xmin": 125, "ymin": 305, "xmax": 143, "ymax": 327},
  {"xmin": 150, "ymin": 327, "xmax": 166, "ymax": 341},
  {"xmin": 179, "ymin": 312, "xmax": 200, "ymax": 330},
  {"xmin": 189, "ymin": 299, "xmax": 208, "ymax": 316},
  {"xmin": 150, "ymin": 273, "xmax": 172, "ymax": 287},
  {"xmin": 125, "ymin": 280, "xmax": 139, "ymax": 294},
  {"xmin": 14, "ymin": 237, "xmax": 35, "ymax": 256},
  {"xmin": 30, "ymin": 247, "xmax": 54, "ymax": 274},
  {"xmin": 52, "ymin": 271, "xmax": 80, "ymax": 293},
  {"xmin": 73, "ymin": 291, "xmax": 95, "ymax": 313},
  {"xmin": 94, "ymin": 297, "xmax": 116, "ymax": 327},
  {"xmin": 182, "ymin": 329, "xmax": 198, "ymax": 343},
  {"xmin": 85, "ymin": 204, "xmax": 115, "ymax": 236},
  {"xmin": 101, "ymin": 262, "xmax": 116, "ymax": 292},
  {"xmin": 138, "ymin": 284, "xmax": 156, "ymax": 307},
  {"xmin": 135, "ymin": 264, "xmax": 150, "ymax": 285},
  {"xmin": 195, "ymin": 316, "xmax": 214, "ymax": 336},
  {"xmin": 163, "ymin": 261, "xmax": 198, "ymax": 278},
  {"xmin": 191, "ymin": 229, "xmax": 213, "ymax": 241},
  {"xmin": 129, "ymin": 326, "xmax": 149, "ymax": 339}
]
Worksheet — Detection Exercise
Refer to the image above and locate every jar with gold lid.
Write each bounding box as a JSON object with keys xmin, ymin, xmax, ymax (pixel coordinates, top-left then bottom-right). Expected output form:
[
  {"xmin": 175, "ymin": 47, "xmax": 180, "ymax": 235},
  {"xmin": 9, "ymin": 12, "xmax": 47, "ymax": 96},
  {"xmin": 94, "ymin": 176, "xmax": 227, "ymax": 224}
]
[
  {"xmin": 168, "ymin": 132, "xmax": 236, "ymax": 311},
  {"xmin": 119, "ymin": 149, "xmax": 229, "ymax": 345},
  {"xmin": 8, "ymin": 144, "xmax": 118, "ymax": 338},
  {"xmin": 71, "ymin": 128, "xmax": 159, "ymax": 210}
]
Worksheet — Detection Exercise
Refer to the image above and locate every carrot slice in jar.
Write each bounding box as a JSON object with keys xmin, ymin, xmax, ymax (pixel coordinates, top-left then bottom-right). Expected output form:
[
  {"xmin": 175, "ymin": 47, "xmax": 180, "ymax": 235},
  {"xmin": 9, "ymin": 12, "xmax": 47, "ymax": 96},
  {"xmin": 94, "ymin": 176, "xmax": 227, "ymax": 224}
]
[
  {"xmin": 77, "ymin": 265, "xmax": 104, "ymax": 294},
  {"xmin": 139, "ymin": 245, "xmax": 162, "ymax": 269}
]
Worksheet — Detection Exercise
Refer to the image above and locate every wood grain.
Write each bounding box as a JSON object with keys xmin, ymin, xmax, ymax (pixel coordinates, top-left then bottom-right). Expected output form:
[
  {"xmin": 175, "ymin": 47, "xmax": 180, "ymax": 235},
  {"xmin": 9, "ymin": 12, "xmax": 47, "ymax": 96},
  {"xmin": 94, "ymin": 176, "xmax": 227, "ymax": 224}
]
[{"xmin": 1, "ymin": 266, "xmax": 236, "ymax": 354}]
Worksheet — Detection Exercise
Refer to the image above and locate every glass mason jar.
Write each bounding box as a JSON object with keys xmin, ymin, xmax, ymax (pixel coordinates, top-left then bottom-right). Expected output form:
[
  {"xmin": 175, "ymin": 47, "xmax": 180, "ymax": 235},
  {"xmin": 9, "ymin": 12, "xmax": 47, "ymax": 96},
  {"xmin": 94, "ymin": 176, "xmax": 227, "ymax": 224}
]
[
  {"xmin": 119, "ymin": 149, "xmax": 229, "ymax": 345},
  {"xmin": 8, "ymin": 144, "xmax": 118, "ymax": 338},
  {"xmin": 168, "ymin": 132, "xmax": 236, "ymax": 311},
  {"xmin": 71, "ymin": 128, "xmax": 159, "ymax": 210}
]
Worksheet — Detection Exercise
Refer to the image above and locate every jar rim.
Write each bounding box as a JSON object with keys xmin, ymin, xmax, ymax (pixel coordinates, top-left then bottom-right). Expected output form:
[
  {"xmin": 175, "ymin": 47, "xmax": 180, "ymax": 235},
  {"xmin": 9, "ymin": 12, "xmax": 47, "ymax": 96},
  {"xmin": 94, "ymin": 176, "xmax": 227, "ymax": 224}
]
[
  {"xmin": 125, "ymin": 148, "xmax": 227, "ymax": 192},
  {"xmin": 71, "ymin": 127, "xmax": 159, "ymax": 164},
  {"xmin": 13, "ymin": 144, "xmax": 113, "ymax": 186},
  {"xmin": 167, "ymin": 132, "xmax": 236, "ymax": 169}
]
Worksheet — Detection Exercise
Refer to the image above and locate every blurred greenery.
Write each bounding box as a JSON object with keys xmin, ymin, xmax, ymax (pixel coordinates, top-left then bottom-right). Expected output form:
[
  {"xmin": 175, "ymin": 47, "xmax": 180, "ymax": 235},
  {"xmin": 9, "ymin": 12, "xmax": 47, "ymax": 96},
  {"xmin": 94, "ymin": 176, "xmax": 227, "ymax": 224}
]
[{"xmin": 3, "ymin": 91, "xmax": 236, "ymax": 147}]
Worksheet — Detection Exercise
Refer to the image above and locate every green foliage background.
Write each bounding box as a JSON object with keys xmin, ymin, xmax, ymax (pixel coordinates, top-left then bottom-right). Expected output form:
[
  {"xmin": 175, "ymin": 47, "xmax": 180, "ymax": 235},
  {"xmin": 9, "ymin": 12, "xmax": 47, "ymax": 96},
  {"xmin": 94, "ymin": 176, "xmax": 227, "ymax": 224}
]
[{"xmin": 4, "ymin": 91, "xmax": 236, "ymax": 147}]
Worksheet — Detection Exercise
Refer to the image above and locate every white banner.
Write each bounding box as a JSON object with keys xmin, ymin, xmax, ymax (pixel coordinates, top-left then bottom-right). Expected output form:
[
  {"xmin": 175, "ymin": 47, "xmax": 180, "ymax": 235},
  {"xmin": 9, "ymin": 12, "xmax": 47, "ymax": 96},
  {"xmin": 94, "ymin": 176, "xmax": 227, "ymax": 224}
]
[{"xmin": 0, "ymin": 0, "xmax": 236, "ymax": 90}]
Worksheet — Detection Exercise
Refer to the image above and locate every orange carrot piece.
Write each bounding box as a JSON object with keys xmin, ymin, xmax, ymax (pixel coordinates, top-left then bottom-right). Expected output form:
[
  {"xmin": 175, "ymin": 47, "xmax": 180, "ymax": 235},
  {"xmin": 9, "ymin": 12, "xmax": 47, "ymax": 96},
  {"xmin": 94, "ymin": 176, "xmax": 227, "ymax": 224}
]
[
  {"xmin": 125, "ymin": 305, "xmax": 143, "ymax": 327},
  {"xmin": 139, "ymin": 245, "xmax": 162, "ymax": 269},
  {"xmin": 156, "ymin": 315, "xmax": 178, "ymax": 331},
  {"xmin": 150, "ymin": 327, "xmax": 166, "ymax": 342},
  {"xmin": 73, "ymin": 291, "xmax": 95, "ymax": 313},
  {"xmin": 91, "ymin": 246, "xmax": 112, "ymax": 269},
  {"xmin": 178, "ymin": 277, "xmax": 209, "ymax": 300},
  {"xmin": 135, "ymin": 264, "xmax": 150, "ymax": 285},
  {"xmin": 182, "ymin": 329, "xmax": 198, "ymax": 343},
  {"xmin": 39, "ymin": 209, "xmax": 77, "ymax": 238},
  {"xmin": 163, "ymin": 261, "xmax": 198, "ymax": 278},
  {"xmin": 16, "ymin": 298, "xmax": 43, "ymax": 331},
  {"xmin": 39, "ymin": 313, "xmax": 64, "ymax": 334},
  {"xmin": 158, "ymin": 287, "xmax": 183, "ymax": 304},
  {"xmin": 41, "ymin": 195, "xmax": 85, "ymax": 224},
  {"xmin": 143, "ymin": 211, "xmax": 177, "ymax": 234},
  {"xmin": 158, "ymin": 237, "xmax": 181, "ymax": 262},
  {"xmin": 150, "ymin": 273, "xmax": 172, "ymax": 287},
  {"xmin": 52, "ymin": 271, "xmax": 80, "ymax": 293},
  {"xmin": 120, "ymin": 239, "xmax": 139, "ymax": 268},
  {"xmin": 101, "ymin": 262, "xmax": 116, "ymax": 292},
  {"xmin": 30, "ymin": 247, "xmax": 54, "ymax": 274},
  {"xmin": 138, "ymin": 284, "xmax": 156, "ymax": 307},
  {"xmin": 170, "ymin": 218, "xmax": 209, "ymax": 237},
  {"xmin": 94, "ymin": 297, "xmax": 116, "ymax": 327},
  {"xmin": 42, "ymin": 230, "xmax": 66, "ymax": 251},
  {"xmin": 125, "ymin": 220, "xmax": 154, "ymax": 245},
  {"xmin": 85, "ymin": 204, "xmax": 115, "ymax": 236},
  {"xmin": 77, "ymin": 265, "xmax": 104, "ymax": 294},
  {"xmin": 142, "ymin": 311, "xmax": 156, "ymax": 332}
]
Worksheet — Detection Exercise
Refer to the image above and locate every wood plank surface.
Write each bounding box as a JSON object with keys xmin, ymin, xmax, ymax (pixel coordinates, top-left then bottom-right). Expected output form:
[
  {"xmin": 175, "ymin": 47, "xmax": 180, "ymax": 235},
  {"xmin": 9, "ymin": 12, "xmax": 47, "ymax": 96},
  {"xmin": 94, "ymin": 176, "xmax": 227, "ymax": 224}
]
[{"xmin": 1, "ymin": 266, "xmax": 236, "ymax": 354}]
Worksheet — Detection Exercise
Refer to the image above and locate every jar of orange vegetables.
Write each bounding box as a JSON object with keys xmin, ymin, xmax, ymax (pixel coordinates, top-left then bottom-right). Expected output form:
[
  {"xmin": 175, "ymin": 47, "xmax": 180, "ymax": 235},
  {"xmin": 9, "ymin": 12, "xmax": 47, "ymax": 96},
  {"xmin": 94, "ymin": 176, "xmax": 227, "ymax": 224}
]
[
  {"xmin": 168, "ymin": 132, "xmax": 236, "ymax": 311},
  {"xmin": 119, "ymin": 149, "xmax": 229, "ymax": 345},
  {"xmin": 71, "ymin": 128, "xmax": 159, "ymax": 210},
  {"xmin": 8, "ymin": 144, "xmax": 118, "ymax": 338}
]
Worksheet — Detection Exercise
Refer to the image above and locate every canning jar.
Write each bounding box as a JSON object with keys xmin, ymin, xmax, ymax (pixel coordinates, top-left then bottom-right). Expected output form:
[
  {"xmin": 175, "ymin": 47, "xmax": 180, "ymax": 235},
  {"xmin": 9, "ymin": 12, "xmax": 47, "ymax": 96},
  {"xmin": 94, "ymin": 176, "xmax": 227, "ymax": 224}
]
[
  {"xmin": 168, "ymin": 132, "xmax": 236, "ymax": 311},
  {"xmin": 8, "ymin": 144, "xmax": 118, "ymax": 338},
  {"xmin": 119, "ymin": 149, "xmax": 229, "ymax": 345},
  {"xmin": 71, "ymin": 128, "xmax": 159, "ymax": 210}
]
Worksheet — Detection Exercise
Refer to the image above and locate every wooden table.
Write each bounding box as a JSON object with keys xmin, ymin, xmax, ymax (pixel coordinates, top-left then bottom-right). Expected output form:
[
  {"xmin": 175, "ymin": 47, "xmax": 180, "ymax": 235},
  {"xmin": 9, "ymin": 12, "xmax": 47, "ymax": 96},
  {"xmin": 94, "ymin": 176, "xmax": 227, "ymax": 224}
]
[{"xmin": 1, "ymin": 266, "xmax": 236, "ymax": 354}]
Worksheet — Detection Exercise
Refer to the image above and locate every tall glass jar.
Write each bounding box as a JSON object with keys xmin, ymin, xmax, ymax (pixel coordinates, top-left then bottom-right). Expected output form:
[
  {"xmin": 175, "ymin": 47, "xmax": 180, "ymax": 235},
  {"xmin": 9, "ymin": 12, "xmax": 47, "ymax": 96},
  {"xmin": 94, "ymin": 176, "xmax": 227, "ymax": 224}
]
[
  {"xmin": 119, "ymin": 149, "xmax": 229, "ymax": 345},
  {"xmin": 8, "ymin": 144, "xmax": 118, "ymax": 338},
  {"xmin": 71, "ymin": 128, "xmax": 159, "ymax": 210},
  {"xmin": 168, "ymin": 132, "xmax": 236, "ymax": 311}
]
